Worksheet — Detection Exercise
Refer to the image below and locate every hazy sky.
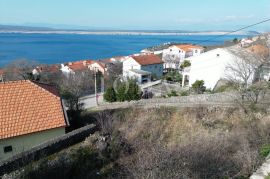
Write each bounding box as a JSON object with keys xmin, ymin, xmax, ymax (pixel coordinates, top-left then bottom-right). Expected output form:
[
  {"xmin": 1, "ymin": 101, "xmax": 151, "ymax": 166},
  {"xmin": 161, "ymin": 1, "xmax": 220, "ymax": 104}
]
[{"xmin": 0, "ymin": 0, "xmax": 270, "ymax": 31}]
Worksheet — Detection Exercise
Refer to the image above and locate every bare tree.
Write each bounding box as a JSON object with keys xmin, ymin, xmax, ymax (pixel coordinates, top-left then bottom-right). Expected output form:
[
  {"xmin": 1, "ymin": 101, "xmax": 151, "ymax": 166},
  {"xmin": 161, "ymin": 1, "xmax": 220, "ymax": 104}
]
[
  {"xmin": 60, "ymin": 70, "xmax": 95, "ymax": 111},
  {"xmin": 163, "ymin": 54, "xmax": 180, "ymax": 70},
  {"xmin": 225, "ymin": 47, "xmax": 270, "ymax": 110},
  {"xmin": 4, "ymin": 59, "xmax": 38, "ymax": 81}
]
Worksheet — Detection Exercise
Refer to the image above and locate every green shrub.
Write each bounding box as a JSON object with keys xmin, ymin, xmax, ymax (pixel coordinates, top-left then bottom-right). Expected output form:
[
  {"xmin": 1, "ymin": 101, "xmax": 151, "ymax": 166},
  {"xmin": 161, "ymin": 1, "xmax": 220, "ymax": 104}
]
[
  {"xmin": 108, "ymin": 78, "xmax": 141, "ymax": 102},
  {"xmin": 168, "ymin": 90, "xmax": 178, "ymax": 97},
  {"xmin": 260, "ymin": 144, "xmax": 270, "ymax": 158},
  {"xmin": 164, "ymin": 70, "xmax": 182, "ymax": 83},
  {"xmin": 180, "ymin": 60, "xmax": 191, "ymax": 69},
  {"xmin": 180, "ymin": 91, "xmax": 189, "ymax": 96},
  {"xmin": 192, "ymin": 80, "xmax": 206, "ymax": 94},
  {"xmin": 104, "ymin": 87, "xmax": 117, "ymax": 102}
]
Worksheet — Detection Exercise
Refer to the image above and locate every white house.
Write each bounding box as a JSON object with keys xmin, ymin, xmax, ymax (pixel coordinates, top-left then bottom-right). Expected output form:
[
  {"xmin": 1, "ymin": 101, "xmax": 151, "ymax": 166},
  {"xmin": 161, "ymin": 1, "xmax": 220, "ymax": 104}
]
[
  {"xmin": 187, "ymin": 47, "xmax": 260, "ymax": 89},
  {"xmin": 162, "ymin": 44, "xmax": 204, "ymax": 69},
  {"xmin": 240, "ymin": 38, "xmax": 254, "ymax": 47},
  {"xmin": 60, "ymin": 60, "xmax": 92, "ymax": 75},
  {"xmin": 88, "ymin": 61, "xmax": 107, "ymax": 75},
  {"xmin": 123, "ymin": 54, "xmax": 164, "ymax": 84}
]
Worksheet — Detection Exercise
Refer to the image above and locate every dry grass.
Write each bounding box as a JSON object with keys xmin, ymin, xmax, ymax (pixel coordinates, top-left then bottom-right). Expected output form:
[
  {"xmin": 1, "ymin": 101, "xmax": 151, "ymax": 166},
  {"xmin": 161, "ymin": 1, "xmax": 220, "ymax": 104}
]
[{"xmin": 108, "ymin": 106, "xmax": 270, "ymax": 179}]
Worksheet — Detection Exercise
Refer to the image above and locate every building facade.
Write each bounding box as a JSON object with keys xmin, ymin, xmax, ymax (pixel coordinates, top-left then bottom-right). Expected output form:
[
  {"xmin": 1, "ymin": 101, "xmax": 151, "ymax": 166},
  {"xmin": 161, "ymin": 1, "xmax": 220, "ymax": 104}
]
[{"xmin": 123, "ymin": 55, "xmax": 163, "ymax": 84}]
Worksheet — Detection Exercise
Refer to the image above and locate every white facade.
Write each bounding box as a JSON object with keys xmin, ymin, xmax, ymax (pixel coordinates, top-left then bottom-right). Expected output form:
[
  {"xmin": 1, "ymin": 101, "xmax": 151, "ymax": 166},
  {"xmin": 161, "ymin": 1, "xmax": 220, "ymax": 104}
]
[
  {"xmin": 188, "ymin": 48, "xmax": 242, "ymax": 89},
  {"xmin": 123, "ymin": 56, "xmax": 163, "ymax": 84},
  {"xmin": 60, "ymin": 64, "xmax": 75, "ymax": 75},
  {"xmin": 123, "ymin": 57, "xmax": 147, "ymax": 83},
  {"xmin": 162, "ymin": 45, "xmax": 204, "ymax": 69}
]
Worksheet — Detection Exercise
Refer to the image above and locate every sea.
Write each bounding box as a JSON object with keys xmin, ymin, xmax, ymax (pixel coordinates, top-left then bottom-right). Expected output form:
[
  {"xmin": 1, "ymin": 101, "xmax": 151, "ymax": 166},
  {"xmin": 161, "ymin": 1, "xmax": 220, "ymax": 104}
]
[{"xmin": 0, "ymin": 33, "xmax": 247, "ymax": 67}]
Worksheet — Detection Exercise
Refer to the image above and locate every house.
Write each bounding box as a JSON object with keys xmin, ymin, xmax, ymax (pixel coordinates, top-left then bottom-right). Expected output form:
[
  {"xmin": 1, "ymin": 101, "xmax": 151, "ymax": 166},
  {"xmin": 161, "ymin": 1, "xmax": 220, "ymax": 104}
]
[
  {"xmin": 60, "ymin": 60, "xmax": 92, "ymax": 75},
  {"xmin": 187, "ymin": 46, "xmax": 261, "ymax": 89},
  {"xmin": 32, "ymin": 64, "xmax": 61, "ymax": 77},
  {"xmin": 88, "ymin": 61, "xmax": 107, "ymax": 75},
  {"xmin": 0, "ymin": 80, "xmax": 69, "ymax": 160},
  {"xmin": 123, "ymin": 54, "xmax": 163, "ymax": 84},
  {"xmin": 162, "ymin": 44, "xmax": 204, "ymax": 69},
  {"xmin": 240, "ymin": 38, "xmax": 254, "ymax": 47}
]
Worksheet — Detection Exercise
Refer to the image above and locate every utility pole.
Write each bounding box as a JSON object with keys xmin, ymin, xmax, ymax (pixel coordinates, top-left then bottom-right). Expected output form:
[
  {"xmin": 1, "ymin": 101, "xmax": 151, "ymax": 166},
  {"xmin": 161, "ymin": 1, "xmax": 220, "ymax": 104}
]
[{"xmin": 94, "ymin": 67, "xmax": 98, "ymax": 106}]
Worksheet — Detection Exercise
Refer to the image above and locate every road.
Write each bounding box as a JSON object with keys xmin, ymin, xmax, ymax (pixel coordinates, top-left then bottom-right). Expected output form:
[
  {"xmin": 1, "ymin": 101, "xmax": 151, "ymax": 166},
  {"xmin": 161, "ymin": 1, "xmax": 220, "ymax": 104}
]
[{"xmin": 79, "ymin": 93, "xmax": 104, "ymax": 109}]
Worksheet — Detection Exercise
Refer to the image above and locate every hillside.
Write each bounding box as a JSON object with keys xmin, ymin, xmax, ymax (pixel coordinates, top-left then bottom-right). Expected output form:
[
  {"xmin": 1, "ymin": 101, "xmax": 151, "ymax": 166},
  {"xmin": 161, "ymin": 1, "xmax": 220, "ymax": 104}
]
[{"xmin": 5, "ymin": 105, "xmax": 270, "ymax": 179}]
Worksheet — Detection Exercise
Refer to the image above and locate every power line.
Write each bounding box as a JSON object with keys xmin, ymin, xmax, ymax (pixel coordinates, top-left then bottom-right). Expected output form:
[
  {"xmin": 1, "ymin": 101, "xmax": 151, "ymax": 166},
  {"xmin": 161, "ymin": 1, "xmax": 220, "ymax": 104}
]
[{"xmin": 198, "ymin": 18, "xmax": 270, "ymax": 45}]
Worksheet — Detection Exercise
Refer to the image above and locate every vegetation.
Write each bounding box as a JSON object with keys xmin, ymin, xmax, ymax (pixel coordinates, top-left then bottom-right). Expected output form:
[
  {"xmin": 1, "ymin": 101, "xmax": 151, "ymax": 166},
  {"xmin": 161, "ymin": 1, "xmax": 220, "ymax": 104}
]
[
  {"xmin": 163, "ymin": 70, "xmax": 182, "ymax": 82},
  {"xmin": 180, "ymin": 60, "xmax": 191, "ymax": 69},
  {"xmin": 167, "ymin": 90, "xmax": 178, "ymax": 97},
  {"xmin": 103, "ymin": 87, "xmax": 117, "ymax": 102},
  {"xmin": 233, "ymin": 38, "xmax": 239, "ymax": 44},
  {"xmin": 180, "ymin": 90, "xmax": 189, "ymax": 96},
  {"xmin": 103, "ymin": 79, "xmax": 141, "ymax": 102},
  {"xmin": 260, "ymin": 144, "xmax": 270, "ymax": 158},
  {"xmin": 191, "ymin": 80, "xmax": 206, "ymax": 94},
  {"xmin": 14, "ymin": 106, "xmax": 270, "ymax": 179}
]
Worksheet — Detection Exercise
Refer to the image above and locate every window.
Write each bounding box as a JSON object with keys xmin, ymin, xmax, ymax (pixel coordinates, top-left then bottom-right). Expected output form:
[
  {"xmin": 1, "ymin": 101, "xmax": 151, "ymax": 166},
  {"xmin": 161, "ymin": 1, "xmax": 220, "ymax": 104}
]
[
  {"xmin": 195, "ymin": 50, "xmax": 198, "ymax": 53},
  {"xmin": 4, "ymin": 146, "xmax": 12, "ymax": 153}
]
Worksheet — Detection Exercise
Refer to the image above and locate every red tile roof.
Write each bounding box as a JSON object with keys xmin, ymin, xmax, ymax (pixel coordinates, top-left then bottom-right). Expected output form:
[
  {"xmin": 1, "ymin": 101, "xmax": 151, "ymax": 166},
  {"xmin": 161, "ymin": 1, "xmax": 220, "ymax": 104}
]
[
  {"xmin": 247, "ymin": 44, "xmax": 269, "ymax": 59},
  {"xmin": 132, "ymin": 54, "xmax": 163, "ymax": 66},
  {"xmin": 68, "ymin": 60, "xmax": 93, "ymax": 71},
  {"xmin": 172, "ymin": 44, "xmax": 204, "ymax": 52},
  {"xmin": 0, "ymin": 80, "xmax": 67, "ymax": 140}
]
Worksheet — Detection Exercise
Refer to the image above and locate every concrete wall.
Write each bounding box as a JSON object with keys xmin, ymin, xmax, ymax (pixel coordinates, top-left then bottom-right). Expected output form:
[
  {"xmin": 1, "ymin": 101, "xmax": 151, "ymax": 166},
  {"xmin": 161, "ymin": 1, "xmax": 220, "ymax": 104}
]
[{"xmin": 0, "ymin": 128, "xmax": 65, "ymax": 161}]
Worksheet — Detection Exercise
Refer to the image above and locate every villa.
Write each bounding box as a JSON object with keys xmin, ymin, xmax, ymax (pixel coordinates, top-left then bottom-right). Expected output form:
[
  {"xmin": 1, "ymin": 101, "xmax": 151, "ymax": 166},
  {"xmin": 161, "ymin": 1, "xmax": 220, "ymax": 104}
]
[
  {"xmin": 162, "ymin": 44, "xmax": 204, "ymax": 69},
  {"xmin": 123, "ymin": 54, "xmax": 164, "ymax": 84}
]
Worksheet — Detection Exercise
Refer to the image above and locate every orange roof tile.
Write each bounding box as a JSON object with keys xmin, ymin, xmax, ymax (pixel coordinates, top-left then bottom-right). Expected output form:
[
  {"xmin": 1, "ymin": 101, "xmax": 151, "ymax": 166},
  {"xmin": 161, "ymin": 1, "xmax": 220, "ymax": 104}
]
[
  {"xmin": 172, "ymin": 44, "xmax": 204, "ymax": 52},
  {"xmin": 247, "ymin": 44, "xmax": 269, "ymax": 59},
  {"xmin": 132, "ymin": 54, "xmax": 163, "ymax": 66},
  {"xmin": 0, "ymin": 80, "xmax": 67, "ymax": 140}
]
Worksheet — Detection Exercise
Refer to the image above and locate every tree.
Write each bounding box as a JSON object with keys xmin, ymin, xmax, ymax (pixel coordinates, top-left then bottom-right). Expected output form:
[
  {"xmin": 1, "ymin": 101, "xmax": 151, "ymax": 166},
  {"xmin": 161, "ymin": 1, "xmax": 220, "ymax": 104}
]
[
  {"xmin": 110, "ymin": 78, "xmax": 141, "ymax": 102},
  {"xmin": 104, "ymin": 87, "xmax": 117, "ymax": 102},
  {"xmin": 192, "ymin": 80, "xmax": 206, "ymax": 94},
  {"xmin": 163, "ymin": 54, "xmax": 181, "ymax": 70},
  {"xmin": 233, "ymin": 38, "xmax": 239, "ymax": 44},
  {"xmin": 60, "ymin": 70, "xmax": 94, "ymax": 111},
  {"xmin": 180, "ymin": 60, "xmax": 191, "ymax": 70},
  {"xmin": 4, "ymin": 59, "xmax": 38, "ymax": 81}
]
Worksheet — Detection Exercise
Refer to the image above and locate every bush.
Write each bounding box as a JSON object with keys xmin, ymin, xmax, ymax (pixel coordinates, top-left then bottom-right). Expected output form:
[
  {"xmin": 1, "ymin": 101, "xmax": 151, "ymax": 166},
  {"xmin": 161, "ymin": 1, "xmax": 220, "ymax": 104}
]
[
  {"xmin": 192, "ymin": 80, "xmax": 206, "ymax": 94},
  {"xmin": 103, "ymin": 79, "xmax": 141, "ymax": 102},
  {"xmin": 180, "ymin": 60, "xmax": 191, "ymax": 69},
  {"xmin": 168, "ymin": 90, "xmax": 178, "ymax": 97},
  {"xmin": 163, "ymin": 70, "xmax": 182, "ymax": 83},
  {"xmin": 104, "ymin": 87, "xmax": 117, "ymax": 102},
  {"xmin": 260, "ymin": 144, "xmax": 270, "ymax": 158},
  {"xmin": 180, "ymin": 91, "xmax": 189, "ymax": 96}
]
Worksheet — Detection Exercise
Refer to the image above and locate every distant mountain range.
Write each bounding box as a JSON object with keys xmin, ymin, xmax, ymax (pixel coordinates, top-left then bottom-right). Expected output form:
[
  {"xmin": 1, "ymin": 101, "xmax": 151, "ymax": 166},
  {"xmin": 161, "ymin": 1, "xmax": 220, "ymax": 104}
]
[{"xmin": 0, "ymin": 24, "xmax": 261, "ymax": 36}]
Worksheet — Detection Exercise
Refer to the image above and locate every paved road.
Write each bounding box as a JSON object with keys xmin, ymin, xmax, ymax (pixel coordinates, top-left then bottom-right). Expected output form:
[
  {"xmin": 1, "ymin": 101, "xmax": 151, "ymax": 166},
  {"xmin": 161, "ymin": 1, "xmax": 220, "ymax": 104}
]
[{"xmin": 80, "ymin": 93, "xmax": 104, "ymax": 109}]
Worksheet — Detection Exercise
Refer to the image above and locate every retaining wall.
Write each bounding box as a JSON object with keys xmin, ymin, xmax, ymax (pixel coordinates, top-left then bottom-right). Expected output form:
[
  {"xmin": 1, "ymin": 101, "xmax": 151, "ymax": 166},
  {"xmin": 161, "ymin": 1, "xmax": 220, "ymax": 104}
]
[{"xmin": 0, "ymin": 124, "xmax": 97, "ymax": 176}]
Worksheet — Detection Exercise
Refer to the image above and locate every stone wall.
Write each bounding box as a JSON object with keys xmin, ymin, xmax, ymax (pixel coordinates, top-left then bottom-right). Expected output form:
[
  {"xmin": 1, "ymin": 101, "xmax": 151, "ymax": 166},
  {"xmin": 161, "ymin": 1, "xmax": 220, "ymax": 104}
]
[{"xmin": 0, "ymin": 124, "xmax": 97, "ymax": 176}]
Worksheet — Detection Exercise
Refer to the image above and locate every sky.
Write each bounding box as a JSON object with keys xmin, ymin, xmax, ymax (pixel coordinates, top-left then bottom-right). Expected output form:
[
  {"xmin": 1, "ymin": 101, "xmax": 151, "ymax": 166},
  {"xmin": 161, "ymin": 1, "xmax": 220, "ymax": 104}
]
[{"xmin": 0, "ymin": 0, "xmax": 270, "ymax": 31}]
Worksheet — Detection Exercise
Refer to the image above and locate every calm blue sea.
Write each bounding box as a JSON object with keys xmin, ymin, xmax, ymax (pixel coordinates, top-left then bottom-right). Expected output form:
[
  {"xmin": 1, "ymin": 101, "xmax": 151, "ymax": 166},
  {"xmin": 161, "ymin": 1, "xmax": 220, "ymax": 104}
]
[{"xmin": 0, "ymin": 33, "xmax": 246, "ymax": 67}]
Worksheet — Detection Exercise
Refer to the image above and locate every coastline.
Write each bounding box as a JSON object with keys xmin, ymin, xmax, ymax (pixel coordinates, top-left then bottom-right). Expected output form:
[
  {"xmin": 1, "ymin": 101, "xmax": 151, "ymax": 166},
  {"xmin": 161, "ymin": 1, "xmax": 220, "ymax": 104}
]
[{"xmin": 0, "ymin": 30, "xmax": 255, "ymax": 36}]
